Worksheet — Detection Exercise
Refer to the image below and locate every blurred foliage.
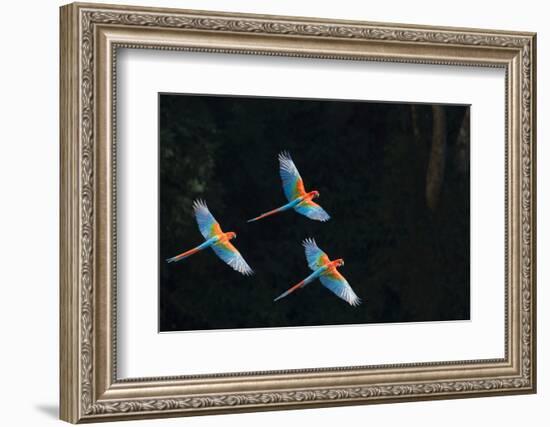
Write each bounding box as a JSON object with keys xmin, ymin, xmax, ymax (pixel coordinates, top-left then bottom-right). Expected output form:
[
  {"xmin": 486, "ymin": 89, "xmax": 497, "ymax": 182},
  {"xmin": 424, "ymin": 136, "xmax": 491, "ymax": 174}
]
[{"xmin": 159, "ymin": 94, "xmax": 470, "ymax": 331}]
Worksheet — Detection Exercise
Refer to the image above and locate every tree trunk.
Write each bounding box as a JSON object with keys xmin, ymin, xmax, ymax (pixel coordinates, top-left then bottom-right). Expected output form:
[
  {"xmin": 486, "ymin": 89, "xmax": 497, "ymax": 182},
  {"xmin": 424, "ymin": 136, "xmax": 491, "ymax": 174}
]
[
  {"xmin": 455, "ymin": 108, "xmax": 470, "ymax": 175},
  {"xmin": 426, "ymin": 105, "xmax": 446, "ymax": 211}
]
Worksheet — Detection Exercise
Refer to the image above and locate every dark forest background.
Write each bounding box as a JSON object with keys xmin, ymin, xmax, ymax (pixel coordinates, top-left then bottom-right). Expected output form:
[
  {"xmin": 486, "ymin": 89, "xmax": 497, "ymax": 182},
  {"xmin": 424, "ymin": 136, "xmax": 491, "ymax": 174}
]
[{"xmin": 159, "ymin": 93, "xmax": 470, "ymax": 332}]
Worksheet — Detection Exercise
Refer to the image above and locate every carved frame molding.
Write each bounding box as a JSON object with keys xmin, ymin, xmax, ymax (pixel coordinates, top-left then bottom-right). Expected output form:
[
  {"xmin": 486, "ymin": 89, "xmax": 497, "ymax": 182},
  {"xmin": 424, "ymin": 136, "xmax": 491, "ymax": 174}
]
[{"xmin": 60, "ymin": 2, "xmax": 536, "ymax": 423}]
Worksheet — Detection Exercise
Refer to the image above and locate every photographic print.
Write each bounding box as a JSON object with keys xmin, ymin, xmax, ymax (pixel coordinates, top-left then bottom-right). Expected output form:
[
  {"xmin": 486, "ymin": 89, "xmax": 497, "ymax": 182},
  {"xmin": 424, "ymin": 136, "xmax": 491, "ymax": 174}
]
[{"xmin": 159, "ymin": 93, "xmax": 470, "ymax": 332}]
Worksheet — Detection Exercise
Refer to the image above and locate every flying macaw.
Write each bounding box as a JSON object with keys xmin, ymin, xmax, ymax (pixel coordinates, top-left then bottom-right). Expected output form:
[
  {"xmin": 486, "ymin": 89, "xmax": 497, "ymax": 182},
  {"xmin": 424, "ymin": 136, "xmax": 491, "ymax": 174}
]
[
  {"xmin": 247, "ymin": 151, "xmax": 330, "ymax": 223},
  {"xmin": 166, "ymin": 200, "xmax": 253, "ymax": 276},
  {"xmin": 274, "ymin": 238, "xmax": 361, "ymax": 306}
]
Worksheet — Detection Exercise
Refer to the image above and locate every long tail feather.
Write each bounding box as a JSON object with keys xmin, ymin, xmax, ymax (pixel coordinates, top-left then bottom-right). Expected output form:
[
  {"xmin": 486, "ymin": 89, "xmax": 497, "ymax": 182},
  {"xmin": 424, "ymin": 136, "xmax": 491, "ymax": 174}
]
[
  {"xmin": 166, "ymin": 245, "xmax": 203, "ymax": 263},
  {"xmin": 247, "ymin": 205, "xmax": 289, "ymax": 223},
  {"xmin": 274, "ymin": 279, "xmax": 306, "ymax": 302}
]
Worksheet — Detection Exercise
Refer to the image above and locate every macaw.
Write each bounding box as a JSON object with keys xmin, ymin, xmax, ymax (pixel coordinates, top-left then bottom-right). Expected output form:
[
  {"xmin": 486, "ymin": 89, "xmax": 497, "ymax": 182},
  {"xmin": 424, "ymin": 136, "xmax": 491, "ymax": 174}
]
[
  {"xmin": 247, "ymin": 151, "xmax": 330, "ymax": 223},
  {"xmin": 166, "ymin": 200, "xmax": 253, "ymax": 276},
  {"xmin": 274, "ymin": 238, "xmax": 361, "ymax": 306}
]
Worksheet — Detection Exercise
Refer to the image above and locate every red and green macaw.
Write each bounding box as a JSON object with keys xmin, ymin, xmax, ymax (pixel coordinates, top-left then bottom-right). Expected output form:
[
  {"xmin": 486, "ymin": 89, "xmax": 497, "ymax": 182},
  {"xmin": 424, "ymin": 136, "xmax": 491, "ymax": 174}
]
[
  {"xmin": 274, "ymin": 238, "xmax": 361, "ymax": 306},
  {"xmin": 247, "ymin": 151, "xmax": 330, "ymax": 223},
  {"xmin": 166, "ymin": 200, "xmax": 253, "ymax": 276}
]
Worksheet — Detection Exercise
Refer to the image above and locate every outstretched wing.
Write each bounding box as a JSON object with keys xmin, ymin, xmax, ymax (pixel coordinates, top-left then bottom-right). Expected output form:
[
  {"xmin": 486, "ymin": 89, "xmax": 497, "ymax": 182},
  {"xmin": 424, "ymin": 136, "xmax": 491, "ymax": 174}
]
[
  {"xmin": 211, "ymin": 240, "xmax": 253, "ymax": 276},
  {"xmin": 278, "ymin": 151, "xmax": 307, "ymax": 202},
  {"xmin": 294, "ymin": 199, "xmax": 330, "ymax": 222},
  {"xmin": 303, "ymin": 238, "xmax": 331, "ymax": 271},
  {"xmin": 193, "ymin": 200, "xmax": 223, "ymax": 239},
  {"xmin": 319, "ymin": 268, "xmax": 361, "ymax": 306}
]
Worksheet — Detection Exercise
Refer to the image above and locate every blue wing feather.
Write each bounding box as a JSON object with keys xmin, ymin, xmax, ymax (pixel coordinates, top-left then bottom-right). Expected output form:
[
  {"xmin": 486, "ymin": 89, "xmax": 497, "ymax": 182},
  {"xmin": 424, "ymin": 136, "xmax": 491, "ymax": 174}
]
[
  {"xmin": 294, "ymin": 200, "xmax": 330, "ymax": 222},
  {"xmin": 319, "ymin": 269, "xmax": 361, "ymax": 306},
  {"xmin": 193, "ymin": 200, "xmax": 223, "ymax": 239},
  {"xmin": 278, "ymin": 151, "xmax": 307, "ymax": 202},
  {"xmin": 303, "ymin": 238, "xmax": 330, "ymax": 271},
  {"xmin": 211, "ymin": 240, "xmax": 253, "ymax": 276}
]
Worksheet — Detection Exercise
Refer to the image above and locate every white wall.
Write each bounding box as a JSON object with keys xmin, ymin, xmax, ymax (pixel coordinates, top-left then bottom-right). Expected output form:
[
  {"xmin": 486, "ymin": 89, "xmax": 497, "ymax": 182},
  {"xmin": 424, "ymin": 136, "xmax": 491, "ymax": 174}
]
[{"xmin": 0, "ymin": 0, "xmax": 545, "ymax": 426}]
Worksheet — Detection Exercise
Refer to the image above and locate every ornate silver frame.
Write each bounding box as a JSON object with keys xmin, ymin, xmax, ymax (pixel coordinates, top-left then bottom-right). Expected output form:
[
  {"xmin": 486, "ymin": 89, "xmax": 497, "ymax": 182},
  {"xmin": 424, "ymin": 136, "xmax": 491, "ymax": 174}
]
[{"xmin": 60, "ymin": 2, "xmax": 536, "ymax": 423}]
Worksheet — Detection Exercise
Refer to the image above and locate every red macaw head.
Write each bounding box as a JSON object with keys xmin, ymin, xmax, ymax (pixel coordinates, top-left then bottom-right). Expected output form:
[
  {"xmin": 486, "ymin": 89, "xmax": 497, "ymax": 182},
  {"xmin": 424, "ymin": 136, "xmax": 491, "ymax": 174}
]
[
  {"xmin": 227, "ymin": 231, "xmax": 237, "ymax": 240},
  {"xmin": 309, "ymin": 190, "xmax": 320, "ymax": 199},
  {"xmin": 334, "ymin": 258, "xmax": 345, "ymax": 267}
]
